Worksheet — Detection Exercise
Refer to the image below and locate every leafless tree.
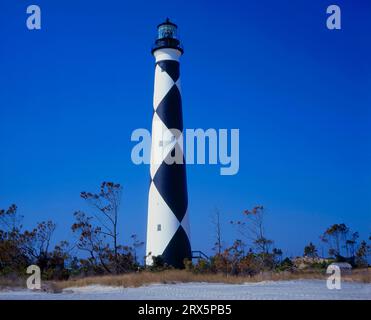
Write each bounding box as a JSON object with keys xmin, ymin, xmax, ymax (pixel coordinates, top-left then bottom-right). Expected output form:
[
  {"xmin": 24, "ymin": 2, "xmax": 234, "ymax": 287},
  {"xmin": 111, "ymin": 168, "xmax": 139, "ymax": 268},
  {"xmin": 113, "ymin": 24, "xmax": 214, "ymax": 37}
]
[
  {"xmin": 345, "ymin": 232, "xmax": 359, "ymax": 257},
  {"xmin": 21, "ymin": 220, "xmax": 56, "ymax": 270},
  {"xmin": 130, "ymin": 234, "xmax": 144, "ymax": 265},
  {"xmin": 211, "ymin": 209, "xmax": 223, "ymax": 255},
  {"xmin": 71, "ymin": 210, "xmax": 111, "ymax": 273},
  {"xmin": 0, "ymin": 204, "xmax": 22, "ymax": 235},
  {"xmin": 320, "ymin": 223, "xmax": 349, "ymax": 257},
  {"xmin": 70, "ymin": 181, "xmax": 133, "ymax": 274},
  {"xmin": 231, "ymin": 205, "xmax": 273, "ymax": 254}
]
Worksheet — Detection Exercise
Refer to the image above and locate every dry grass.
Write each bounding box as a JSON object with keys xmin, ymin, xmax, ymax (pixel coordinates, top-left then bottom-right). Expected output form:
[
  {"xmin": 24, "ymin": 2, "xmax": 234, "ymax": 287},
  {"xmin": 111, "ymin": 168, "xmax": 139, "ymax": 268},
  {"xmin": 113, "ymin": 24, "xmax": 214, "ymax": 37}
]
[
  {"xmin": 2, "ymin": 268, "xmax": 369, "ymax": 292},
  {"xmin": 54, "ymin": 270, "xmax": 324, "ymax": 289},
  {"xmin": 53, "ymin": 268, "xmax": 370, "ymax": 291},
  {"xmin": 0, "ymin": 275, "xmax": 26, "ymax": 290},
  {"xmin": 343, "ymin": 268, "xmax": 371, "ymax": 283},
  {"xmin": 0, "ymin": 277, "xmax": 58, "ymax": 293}
]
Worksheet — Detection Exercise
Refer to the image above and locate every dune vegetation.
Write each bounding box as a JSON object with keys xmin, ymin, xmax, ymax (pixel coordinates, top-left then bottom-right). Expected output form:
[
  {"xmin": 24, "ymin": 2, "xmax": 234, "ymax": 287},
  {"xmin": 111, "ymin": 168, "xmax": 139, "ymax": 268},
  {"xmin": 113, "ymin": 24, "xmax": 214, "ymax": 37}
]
[{"xmin": 1, "ymin": 182, "xmax": 370, "ymax": 292}]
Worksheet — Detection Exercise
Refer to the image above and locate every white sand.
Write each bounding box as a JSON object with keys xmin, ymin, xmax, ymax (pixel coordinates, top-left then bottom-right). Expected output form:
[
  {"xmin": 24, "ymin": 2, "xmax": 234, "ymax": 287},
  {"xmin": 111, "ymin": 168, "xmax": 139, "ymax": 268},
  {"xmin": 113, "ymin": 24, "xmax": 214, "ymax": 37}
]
[{"xmin": 0, "ymin": 280, "xmax": 370, "ymax": 300}]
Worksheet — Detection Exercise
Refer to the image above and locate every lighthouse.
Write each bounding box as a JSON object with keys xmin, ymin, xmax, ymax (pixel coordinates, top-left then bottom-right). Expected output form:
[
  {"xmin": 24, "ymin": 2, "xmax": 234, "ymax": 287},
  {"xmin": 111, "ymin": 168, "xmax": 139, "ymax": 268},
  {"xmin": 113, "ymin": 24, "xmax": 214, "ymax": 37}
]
[{"xmin": 146, "ymin": 19, "xmax": 191, "ymax": 268}]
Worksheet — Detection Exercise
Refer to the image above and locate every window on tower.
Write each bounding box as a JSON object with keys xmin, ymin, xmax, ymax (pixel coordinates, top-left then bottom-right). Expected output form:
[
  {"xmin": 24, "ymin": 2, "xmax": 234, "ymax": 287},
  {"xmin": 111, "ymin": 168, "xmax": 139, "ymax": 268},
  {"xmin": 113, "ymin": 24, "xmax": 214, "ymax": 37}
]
[
  {"xmin": 158, "ymin": 24, "xmax": 177, "ymax": 39},
  {"xmin": 157, "ymin": 224, "xmax": 162, "ymax": 231}
]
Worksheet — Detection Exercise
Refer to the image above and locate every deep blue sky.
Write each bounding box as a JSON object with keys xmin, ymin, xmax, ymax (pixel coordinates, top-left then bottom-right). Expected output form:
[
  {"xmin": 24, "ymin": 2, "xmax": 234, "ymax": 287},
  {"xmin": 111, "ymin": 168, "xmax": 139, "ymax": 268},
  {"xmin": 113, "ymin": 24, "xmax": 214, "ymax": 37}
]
[{"xmin": 0, "ymin": 0, "xmax": 370, "ymax": 259}]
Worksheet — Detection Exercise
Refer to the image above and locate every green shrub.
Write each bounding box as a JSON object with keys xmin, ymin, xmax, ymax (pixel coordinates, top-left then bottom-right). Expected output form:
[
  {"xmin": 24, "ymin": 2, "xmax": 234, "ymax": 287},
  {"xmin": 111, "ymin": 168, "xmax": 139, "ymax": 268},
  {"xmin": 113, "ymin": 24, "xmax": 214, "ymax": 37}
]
[{"xmin": 275, "ymin": 257, "xmax": 294, "ymax": 272}]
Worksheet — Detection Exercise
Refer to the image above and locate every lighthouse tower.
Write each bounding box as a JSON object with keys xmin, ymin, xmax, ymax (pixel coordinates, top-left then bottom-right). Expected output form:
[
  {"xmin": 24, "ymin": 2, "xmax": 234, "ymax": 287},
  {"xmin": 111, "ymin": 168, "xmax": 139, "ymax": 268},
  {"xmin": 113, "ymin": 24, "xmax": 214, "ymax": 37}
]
[{"xmin": 146, "ymin": 19, "xmax": 191, "ymax": 268}]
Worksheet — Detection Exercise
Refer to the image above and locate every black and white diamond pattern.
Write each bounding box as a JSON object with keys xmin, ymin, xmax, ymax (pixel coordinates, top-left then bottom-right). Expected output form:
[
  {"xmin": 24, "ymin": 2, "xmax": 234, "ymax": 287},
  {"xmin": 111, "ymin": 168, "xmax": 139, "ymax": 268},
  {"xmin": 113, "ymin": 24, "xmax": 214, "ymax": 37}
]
[{"xmin": 146, "ymin": 58, "xmax": 191, "ymax": 268}]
